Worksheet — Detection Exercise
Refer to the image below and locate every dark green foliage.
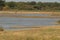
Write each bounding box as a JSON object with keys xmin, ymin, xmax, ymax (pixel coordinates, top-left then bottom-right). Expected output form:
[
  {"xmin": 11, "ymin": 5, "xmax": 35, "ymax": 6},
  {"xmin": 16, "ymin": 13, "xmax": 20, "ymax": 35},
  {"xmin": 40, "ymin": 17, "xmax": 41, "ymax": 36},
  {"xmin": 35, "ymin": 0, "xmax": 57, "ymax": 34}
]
[
  {"xmin": 29, "ymin": 1, "xmax": 36, "ymax": 5},
  {"xmin": 6, "ymin": 1, "xmax": 17, "ymax": 9},
  {"xmin": 0, "ymin": 0, "xmax": 5, "ymax": 10},
  {"xmin": 33, "ymin": 5, "xmax": 42, "ymax": 10},
  {"xmin": 1, "ymin": 1, "xmax": 60, "ymax": 11},
  {"xmin": 9, "ymin": 2, "xmax": 60, "ymax": 10}
]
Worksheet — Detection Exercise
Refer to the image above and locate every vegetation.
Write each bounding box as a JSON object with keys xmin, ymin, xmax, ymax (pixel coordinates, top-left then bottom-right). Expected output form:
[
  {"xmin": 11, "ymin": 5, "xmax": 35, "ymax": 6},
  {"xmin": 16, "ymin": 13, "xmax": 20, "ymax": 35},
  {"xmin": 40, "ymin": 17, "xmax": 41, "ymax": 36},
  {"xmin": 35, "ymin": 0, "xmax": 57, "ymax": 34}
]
[
  {"xmin": 0, "ymin": 27, "xmax": 4, "ymax": 31},
  {"xmin": 0, "ymin": 0, "xmax": 5, "ymax": 10},
  {"xmin": 0, "ymin": 26, "xmax": 60, "ymax": 40},
  {"xmin": 57, "ymin": 20, "xmax": 60, "ymax": 24},
  {"xmin": 0, "ymin": 0, "xmax": 60, "ymax": 11}
]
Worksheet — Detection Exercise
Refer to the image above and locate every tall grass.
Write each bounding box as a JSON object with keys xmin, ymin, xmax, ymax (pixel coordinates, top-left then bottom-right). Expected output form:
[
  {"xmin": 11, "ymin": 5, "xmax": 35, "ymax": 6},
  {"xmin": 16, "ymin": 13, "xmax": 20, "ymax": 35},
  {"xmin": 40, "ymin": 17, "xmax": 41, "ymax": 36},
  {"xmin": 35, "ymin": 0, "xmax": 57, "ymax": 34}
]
[{"xmin": 0, "ymin": 26, "xmax": 60, "ymax": 40}]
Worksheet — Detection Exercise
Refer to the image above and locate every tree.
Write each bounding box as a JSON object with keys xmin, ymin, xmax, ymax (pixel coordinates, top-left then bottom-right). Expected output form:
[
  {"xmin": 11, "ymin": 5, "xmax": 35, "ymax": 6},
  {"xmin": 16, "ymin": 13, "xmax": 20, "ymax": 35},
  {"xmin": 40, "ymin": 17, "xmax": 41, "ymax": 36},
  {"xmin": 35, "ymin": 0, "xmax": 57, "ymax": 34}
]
[
  {"xmin": 33, "ymin": 5, "xmax": 42, "ymax": 10},
  {"xmin": 7, "ymin": 1, "xmax": 17, "ymax": 9},
  {"xmin": 29, "ymin": 1, "xmax": 36, "ymax": 5},
  {"xmin": 0, "ymin": 0, "xmax": 5, "ymax": 10}
]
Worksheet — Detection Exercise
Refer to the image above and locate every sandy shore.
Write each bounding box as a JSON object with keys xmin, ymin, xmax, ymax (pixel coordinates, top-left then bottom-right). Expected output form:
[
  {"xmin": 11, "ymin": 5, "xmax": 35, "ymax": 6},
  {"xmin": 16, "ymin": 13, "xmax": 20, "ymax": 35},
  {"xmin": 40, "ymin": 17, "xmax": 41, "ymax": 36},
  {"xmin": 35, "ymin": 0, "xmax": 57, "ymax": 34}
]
[{"xmin": 0, "ymin": 11, "xmax": 60, "ymax": 14}]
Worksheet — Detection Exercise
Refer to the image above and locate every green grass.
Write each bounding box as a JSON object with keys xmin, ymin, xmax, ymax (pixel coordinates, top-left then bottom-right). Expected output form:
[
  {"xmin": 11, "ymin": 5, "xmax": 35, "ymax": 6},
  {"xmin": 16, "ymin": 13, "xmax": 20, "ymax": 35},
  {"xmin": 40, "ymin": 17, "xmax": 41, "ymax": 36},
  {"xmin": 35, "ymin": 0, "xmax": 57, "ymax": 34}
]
[{"xmin": 0, "ymin": 26, "xmax": 60, "ymax": 40}]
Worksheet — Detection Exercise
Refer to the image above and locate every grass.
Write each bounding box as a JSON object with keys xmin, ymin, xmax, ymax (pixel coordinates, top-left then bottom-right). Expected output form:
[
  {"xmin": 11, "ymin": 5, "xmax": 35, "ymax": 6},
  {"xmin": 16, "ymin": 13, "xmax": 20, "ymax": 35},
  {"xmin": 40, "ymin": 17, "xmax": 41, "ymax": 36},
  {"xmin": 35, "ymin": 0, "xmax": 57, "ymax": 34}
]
[
  {"xmin": 0, "ymin": 10, "xmax": 60, "ymax": 14},
  {"xmin": 0, "ymin": 26, "xmax": 60, "ymax": 40},
  {"xmin": 0, "ymin": 27, "xmax": 4, "ymax": 31},
  {"xmin": 57, "ymin": 20, "xmax": 60, "ymax": 24}
]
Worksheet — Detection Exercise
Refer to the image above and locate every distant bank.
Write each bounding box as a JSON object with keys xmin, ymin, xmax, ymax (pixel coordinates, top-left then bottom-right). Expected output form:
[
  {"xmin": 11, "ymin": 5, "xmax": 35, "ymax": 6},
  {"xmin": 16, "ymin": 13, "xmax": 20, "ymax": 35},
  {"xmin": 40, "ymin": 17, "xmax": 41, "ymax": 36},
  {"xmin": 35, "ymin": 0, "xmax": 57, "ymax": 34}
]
[
  {"xmin": 0, "ymin": 11, "xmax": 60, "ymax": 18},
  {"xmin": 0, "ymin": 11, "xmax": 60, "ymax": 14}
]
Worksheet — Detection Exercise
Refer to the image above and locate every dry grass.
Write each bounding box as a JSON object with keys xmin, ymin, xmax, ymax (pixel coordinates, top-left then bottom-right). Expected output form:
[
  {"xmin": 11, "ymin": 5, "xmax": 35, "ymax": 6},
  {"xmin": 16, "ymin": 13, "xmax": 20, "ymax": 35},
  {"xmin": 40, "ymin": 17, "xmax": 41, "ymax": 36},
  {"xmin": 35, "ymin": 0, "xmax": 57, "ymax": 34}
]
[
  {"xmin": 0, "ymin": 11, "xmax": 60, "ymax": 14},
  {"xmin": 0, "ymin": 26, "xmax": 60, "ymax": 40}
]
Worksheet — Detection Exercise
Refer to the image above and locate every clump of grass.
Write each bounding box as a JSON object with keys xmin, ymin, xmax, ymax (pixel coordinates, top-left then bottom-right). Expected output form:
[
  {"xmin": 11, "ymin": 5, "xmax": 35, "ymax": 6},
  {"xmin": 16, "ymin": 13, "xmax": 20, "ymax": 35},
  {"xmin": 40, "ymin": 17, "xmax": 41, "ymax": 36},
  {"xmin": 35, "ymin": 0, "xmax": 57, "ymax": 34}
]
[
  {"xmin": 0, "ymin": 27, "xmax": 4, "ymax": 31},
  {"xmin": 57, "ymin": 20, "xmax": 60, "ymax": 24}
]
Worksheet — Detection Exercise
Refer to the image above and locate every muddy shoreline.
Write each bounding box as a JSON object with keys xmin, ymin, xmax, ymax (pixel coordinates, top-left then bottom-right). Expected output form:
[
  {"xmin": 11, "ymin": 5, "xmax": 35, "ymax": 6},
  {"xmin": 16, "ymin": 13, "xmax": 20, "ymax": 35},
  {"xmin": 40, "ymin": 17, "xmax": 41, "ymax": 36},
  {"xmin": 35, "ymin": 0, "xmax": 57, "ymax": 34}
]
[
  {"xmin": 0, "ymin": 14, "xmax": 60, "ymax": 18},
  {"xmin": 0, "ymin": 11, "xmax": 60, "ymax": 18}
]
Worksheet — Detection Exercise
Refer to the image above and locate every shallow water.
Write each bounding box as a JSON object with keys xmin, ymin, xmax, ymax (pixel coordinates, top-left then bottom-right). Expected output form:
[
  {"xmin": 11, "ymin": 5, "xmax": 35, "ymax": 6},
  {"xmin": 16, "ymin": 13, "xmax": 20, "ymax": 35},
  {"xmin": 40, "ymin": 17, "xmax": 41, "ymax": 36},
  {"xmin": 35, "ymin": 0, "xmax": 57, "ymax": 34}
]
[{"xmin": 0, "ymin": 17, "xmax": 59, "ymax": 30}]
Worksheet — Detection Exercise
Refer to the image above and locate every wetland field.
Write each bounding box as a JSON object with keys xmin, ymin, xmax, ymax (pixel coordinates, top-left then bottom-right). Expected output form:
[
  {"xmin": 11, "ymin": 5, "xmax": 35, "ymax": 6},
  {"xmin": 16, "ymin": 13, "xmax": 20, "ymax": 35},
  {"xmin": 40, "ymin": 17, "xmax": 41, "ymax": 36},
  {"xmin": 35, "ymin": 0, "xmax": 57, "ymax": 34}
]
[{"xmin": 0, "ymin": 11, "xmax": 60, "ymax": 40}]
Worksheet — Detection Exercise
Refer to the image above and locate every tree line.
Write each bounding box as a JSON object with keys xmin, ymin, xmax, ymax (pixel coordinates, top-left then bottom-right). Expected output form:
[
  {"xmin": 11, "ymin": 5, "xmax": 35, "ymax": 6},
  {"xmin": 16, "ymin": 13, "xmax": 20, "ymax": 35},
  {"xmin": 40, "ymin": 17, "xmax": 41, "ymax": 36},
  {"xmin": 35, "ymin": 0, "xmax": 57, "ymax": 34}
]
[{"xmin": 0, "ymin": 0, "xmax": 60, "ymax": 11}]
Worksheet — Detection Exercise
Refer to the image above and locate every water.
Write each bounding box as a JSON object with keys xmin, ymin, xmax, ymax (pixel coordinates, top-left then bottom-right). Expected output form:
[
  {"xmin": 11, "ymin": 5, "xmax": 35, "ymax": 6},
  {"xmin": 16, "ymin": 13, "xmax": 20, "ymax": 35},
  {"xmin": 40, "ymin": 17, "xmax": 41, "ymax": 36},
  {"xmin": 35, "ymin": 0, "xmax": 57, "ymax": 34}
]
[
  {"xmin": 0, "ymin": 13, "xmax": 50, "ymax": 17},
  {"xmin": 0, "ymin": 17, "xmax": 60, "ymax": 30}
]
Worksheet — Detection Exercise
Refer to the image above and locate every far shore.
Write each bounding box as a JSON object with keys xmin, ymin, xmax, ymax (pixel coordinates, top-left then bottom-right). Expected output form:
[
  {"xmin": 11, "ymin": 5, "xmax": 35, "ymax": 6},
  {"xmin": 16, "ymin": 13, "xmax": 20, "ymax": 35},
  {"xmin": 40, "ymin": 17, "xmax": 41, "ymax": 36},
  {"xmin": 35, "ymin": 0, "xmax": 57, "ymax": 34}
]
[
  {"xmin": 0, "ymin": 11, "xmax": 60, "ymax": 18},
  {"xmin": 0, "ymin": 11, "xmax": 60, "ymax": 14}
]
